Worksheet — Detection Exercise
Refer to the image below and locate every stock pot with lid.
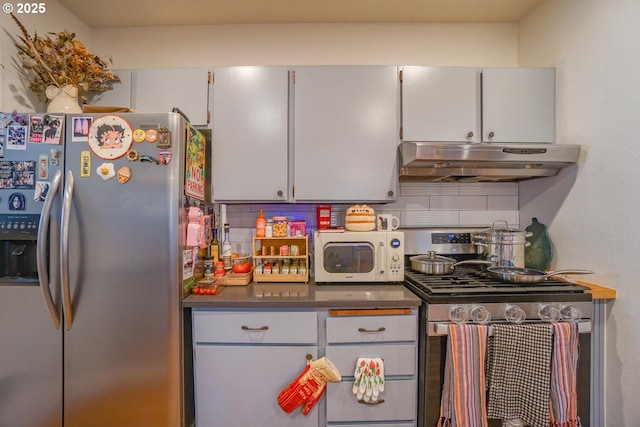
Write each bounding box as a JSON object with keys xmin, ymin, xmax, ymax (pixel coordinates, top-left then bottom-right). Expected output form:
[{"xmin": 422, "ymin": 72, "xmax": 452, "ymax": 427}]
[{"xmin": 474, "ymin": 220, "xmax": 532, "ymax": 268}]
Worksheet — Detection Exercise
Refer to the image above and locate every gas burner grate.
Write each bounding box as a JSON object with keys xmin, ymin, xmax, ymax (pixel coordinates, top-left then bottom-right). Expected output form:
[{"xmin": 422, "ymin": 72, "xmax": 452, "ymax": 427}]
[{"xmin": 403, "ymin": 266, "xmax": 589, "ymax": 297}]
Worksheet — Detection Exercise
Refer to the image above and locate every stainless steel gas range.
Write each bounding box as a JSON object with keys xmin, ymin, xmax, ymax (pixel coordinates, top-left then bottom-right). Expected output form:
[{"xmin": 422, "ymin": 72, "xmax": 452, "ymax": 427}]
[{"xmin": 401, "ymin": 228, "xmax": 593, "ymax": 427}]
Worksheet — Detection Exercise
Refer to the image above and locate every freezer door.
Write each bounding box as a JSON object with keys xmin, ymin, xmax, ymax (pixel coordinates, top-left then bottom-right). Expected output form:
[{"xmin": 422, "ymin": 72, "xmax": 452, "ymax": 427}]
[
  {"xmin": 62, "ymin": 113, "xmax": 183, "ymax": 427},
  {"xmin": 0, "ymin": 114, "xmax": 64, "ymax": 427}
]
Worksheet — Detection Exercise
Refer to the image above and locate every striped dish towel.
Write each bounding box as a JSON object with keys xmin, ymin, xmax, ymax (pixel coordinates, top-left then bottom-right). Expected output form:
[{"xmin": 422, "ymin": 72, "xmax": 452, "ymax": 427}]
[
  {"xmin": 549, "ymin": 322, "xmax": 582, "ymax": 427},
  {"xmin": 486, "ymin": 323, "xmax": 553, "ymax": 427},
  {"xmin": 437, "ymin": 324, "xmax": 489, "ymax": 427}
]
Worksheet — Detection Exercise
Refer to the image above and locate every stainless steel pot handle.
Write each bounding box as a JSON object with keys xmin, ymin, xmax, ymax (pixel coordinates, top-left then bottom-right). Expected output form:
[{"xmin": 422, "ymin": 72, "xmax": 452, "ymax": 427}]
[
  {"xmin": 60, "ymin": 170, "xmax": 75, "ymax": 330},
  {"xmin": 37, "ymin": 170, "xmax": 62, "ymax": 330}
]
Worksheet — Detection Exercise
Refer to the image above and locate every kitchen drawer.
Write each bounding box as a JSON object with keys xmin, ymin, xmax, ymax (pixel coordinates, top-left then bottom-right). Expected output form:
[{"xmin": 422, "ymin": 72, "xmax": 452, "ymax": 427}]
[
  {"xmin": 325, "ymin": 344, "xmax": 416, "ymax": 377},
  {"xmin": 331, "ymin": 424, "xmax": 414, "ymax": 427},
  {"xmin": 193, "ymin": 310, "xmax": 317, "ymax": 344},
  {"xmin": 326, "ymin": 314, "xmax": 417, "ymax": 343},
  {"xmin": 326, "ymin": 380, "xmax": 417, "ymax": 422}
]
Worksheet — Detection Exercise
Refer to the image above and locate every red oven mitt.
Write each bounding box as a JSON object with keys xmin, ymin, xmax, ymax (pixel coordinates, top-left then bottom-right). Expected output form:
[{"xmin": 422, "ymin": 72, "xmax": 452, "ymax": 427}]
[{"xmin": 277, "ymin": 357, "xmax": 341, "ymax": 415}]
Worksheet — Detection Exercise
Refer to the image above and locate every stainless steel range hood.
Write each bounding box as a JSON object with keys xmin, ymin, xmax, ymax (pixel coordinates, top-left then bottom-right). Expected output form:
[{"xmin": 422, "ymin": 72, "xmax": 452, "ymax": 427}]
[{"xmin": 399, "ymin": 141, "xmax": 581, "ymax": 182}]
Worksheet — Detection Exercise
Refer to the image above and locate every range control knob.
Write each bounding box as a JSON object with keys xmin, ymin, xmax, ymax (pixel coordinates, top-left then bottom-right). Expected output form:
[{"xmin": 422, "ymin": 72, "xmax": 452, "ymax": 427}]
[
  {"xmin": 470, "ymin": 305, "xmax": 491, "ymax": 324},
  {"xmin": 538, "ymin": 304, "xmax": 560, "ymax": 322},
  {"xmin": 559, "ymin": 304, "xmax": 582, "ymax": 321},
  {"xmin": 504, "ymin": 304, "xmax": 526, "ymax": 324},
  {"xmin": 448, "ymin": 305, "xmax": 469, "ymax": 324}
]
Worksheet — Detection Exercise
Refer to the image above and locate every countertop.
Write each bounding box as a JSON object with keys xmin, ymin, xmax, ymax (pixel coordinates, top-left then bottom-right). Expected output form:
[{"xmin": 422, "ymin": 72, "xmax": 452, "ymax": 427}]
[
  {"xmin": 578, "ymin": 280, "xmax": 617, "ymax": 300},
  {"xmin": 182, "ymin": 278, "xmax": 616, "ymax": 309},
  {"xmin": 182, "ymin": 281, "xmax": 422, "ymax": 309}
]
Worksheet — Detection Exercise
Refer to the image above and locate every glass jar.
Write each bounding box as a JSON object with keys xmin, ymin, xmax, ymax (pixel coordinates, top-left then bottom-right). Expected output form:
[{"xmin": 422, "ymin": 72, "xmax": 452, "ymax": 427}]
[
  {"xmin": 203, "ymin": 257, "xmax": 214, "ymax": 277},
  {"xmin": 214, "ymin": 261, "xmax": 225, "ymax": 277},
  {"xmin": 272, "ymin": 216, "xmax": 287, "ymax": 237}
]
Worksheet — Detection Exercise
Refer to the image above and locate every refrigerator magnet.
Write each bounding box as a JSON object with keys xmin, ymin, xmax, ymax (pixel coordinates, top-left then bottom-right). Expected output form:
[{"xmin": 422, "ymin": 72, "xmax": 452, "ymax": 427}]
[
  {"xmin": 8, "ymin": 192, "xmax": 26, "ymax": 210},
  {"xmin": 157, "ymin": 127, "xmax": 171, "ymax": 148},
  {"xmin": 117, "ymin": 167, "xmax": 131, "ymax": 184},
  {"xmin": 88, "ymin": 115, "xmax": 134, "ymax": 160},
  {"xmin": 38, "ymin": 154, "xmax": 49, "ymax": 180},
  {"xmin": 133, "ymin": 129, "xmax": 146, "ymax": 143},
  {"xmin": 127, "ymin": 150, "xmax": 139, "ymax": 161},
  {"xmin": 34, "ymin": 181, "xmax": 50, "ymax": 202},
  {"xmin": 81, "ymin": 151, "xmax": 91, "ymax": 177},
  {"xmin": 158, "ymin": 150, "xmax": 172, "ymax": 165},
  {"xmin": 145, "ymin": 128, "xmax": 158, "ymax": 143},
  {"xmin": 97, "ymin": 162, "xmax": 116, "ymax": 180}
]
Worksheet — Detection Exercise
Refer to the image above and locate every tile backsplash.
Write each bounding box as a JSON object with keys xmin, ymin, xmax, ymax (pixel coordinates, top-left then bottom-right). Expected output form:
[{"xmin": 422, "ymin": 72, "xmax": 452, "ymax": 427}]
[{"xmin": 220, "ymin": 182, "xmax": 519, "ymax": 255}]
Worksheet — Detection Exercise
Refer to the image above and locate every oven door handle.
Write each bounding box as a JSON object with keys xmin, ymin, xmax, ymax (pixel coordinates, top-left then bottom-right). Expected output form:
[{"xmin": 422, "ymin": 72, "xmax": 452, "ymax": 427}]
[{"xmin": 430, "ymin": 320, "xmax": 592, "ymax": 336}]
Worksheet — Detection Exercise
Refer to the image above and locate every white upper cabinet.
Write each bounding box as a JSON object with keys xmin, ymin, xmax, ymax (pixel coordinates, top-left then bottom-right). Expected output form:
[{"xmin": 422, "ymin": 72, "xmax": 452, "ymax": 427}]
[
  {"xmin": 482, "ymin": 67, "xmax": 556, "ymax": 143},
  {"xmin": 133, "ymin": 67, "xmax": 211, "ymax": 126},
  {"xmin": 85, "ymin": 69, "xmax": 133, "ymax": 108},
  {"xmin": 293, "ymin": 66, "xmax": 399, "ymax": 202},
  {"xmin": 401, "ymin": 66, "xmax": 481, "ymax": 142},
  {"xmin": 401, "ymin": 66, "xmax": 556, "ymax": 144},
  {"xmin": 211, "ymin": 66, "xmax": 290, "ymax": 202}
]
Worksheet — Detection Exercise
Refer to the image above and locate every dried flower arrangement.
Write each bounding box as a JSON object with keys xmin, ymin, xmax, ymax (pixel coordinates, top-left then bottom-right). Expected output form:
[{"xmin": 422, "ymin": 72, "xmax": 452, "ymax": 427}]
[{"xmin": 10, "ymin": 13, "xmax": 120, "ymax": 102}]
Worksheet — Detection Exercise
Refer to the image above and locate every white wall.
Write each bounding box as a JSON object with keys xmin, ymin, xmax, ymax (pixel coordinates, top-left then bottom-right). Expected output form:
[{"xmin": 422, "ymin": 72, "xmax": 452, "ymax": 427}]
[
  {"xmin": 0, "ymin": 3, "xmax": 93, "ymax": 111},
  {"xmin": 92, "ymin": 23, "xmax": 518, "ymax": 68},
  {"xmin": 518, "ymin": 1, "xmax": 639, "ymax": 425}
]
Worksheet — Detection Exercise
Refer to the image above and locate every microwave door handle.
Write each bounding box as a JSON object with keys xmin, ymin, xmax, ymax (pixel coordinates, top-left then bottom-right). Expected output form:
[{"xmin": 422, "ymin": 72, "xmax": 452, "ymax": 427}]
[
  {"xmin": 60, "ymin": 170, "xmax": 75, "ymax": 330},
  {"xmin": 378, "ymin": 242, "xmax": 385, "ymax": 275},
  {"xmin": 37, "ymin": 170, "xmax": 62, "ymax": 330}
]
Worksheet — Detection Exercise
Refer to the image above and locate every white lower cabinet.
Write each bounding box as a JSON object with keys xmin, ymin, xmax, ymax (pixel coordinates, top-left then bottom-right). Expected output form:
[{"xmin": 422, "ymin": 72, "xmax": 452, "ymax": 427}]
[
  {"xmin": 192, "ymin": 309, "xmax": 418, "ymax": 427},
  {"xmin": 192, "ymin": 310, "xmax": 319, "ymax": 427},
  {"xmin": 324, "ymin": 313, "xmax": 418, "ymax": 426}
]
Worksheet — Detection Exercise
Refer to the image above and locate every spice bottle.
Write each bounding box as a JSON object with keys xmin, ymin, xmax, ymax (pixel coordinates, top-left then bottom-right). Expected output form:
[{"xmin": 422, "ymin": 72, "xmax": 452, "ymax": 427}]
[
  {"xmin": 222, "ymin": 223, "xmax": 232, "ymax": 270},
  {"xmin": 265, "ymin": 219, "xmax": 273, "ymax": 237},
  {"xmin": 256, "ymin": 208, "xmax": 266, "ymax": 237}
]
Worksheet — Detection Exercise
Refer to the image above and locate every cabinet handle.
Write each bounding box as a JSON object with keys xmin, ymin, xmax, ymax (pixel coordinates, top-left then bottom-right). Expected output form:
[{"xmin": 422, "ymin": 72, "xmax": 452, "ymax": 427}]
[
  {"xmin": 358, "ymin": 399, "xmax": 385, "ymax": 405},
  {"xmin": 467, "ymin": 131, "xmax": 474, "ymax": 138},
  {"xmin": 387, "ymin": 190, "xmax": 394, "ymax": 197},
  {"xmin": 488, "ymin": 131, "xmax": 495, "ymax": 138},
  {"xmin": 241, "ymin": 325, "xmax": 269, "ymax": 331},
  {"xmin": 357, "ymin": 327, "xmax": 386, "ymax": 333},
  {"xmin": 276, "ymin": 190, "xmax": 283, "ymax": 197}
]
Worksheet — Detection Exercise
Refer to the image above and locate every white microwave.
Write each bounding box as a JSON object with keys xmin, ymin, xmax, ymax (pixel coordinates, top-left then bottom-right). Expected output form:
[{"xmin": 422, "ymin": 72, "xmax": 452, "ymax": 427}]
[{"xmin": 314, "ymin": 230, "xmax": 404, "ymax": 283}]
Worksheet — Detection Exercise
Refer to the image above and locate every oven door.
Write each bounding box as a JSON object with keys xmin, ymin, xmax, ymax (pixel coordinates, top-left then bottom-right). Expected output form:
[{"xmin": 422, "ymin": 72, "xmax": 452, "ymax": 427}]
[
  {"xmin": 422, "ymin": 320, "xmax": 592, "ymax": 427},
  {"xmin": 315, "ymin": 241, "xmax": 381, "ymax": 282}
]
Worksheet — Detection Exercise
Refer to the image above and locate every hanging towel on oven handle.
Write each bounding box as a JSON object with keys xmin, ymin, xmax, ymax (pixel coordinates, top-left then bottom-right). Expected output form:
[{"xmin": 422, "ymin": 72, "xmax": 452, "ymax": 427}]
[
  {"xmin": 550, "ymin": 322, "xmax": 582, "ymax": 427},
  {"xmin": 486, "ymin": 323, "xmax": 554, "ymax": 427},
  {"xmin": 437, "ymin": 323, "xmax": 489, "ymax": 427}
]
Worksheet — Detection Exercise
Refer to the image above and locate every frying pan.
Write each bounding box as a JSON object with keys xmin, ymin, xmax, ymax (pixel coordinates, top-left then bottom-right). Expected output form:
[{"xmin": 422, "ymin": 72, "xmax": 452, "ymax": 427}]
[
  {"xmin": 410, "ymin": 251, "xmax": 491, "ymax": 275},
  {"xmin": 486, "ymin": 266, "xmax": 594, "ymax": 284}
]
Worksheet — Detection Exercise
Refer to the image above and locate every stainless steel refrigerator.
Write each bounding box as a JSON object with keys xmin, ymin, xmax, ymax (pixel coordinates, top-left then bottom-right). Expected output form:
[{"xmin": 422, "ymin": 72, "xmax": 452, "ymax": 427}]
[{"xmin": 0, "ymin": 111, "xmax": 203, "ymax": 427}]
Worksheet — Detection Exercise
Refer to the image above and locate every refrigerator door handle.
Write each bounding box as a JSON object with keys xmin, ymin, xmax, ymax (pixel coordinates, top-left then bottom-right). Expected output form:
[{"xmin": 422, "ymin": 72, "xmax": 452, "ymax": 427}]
[
  {"xmin": 60, "ymin": 170, "xmax": 75, "ymax": 330},
  {"xmin": 37, "ymin": 169, "xmax": 62, "ymax": 330}
]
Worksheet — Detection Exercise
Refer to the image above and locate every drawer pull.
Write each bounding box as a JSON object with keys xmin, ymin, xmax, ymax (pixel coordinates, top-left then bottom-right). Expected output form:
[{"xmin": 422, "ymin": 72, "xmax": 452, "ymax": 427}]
[
  {"xmin": 357, "ymin": 327, "xmax": 386, "ymax": 333},
  {"xmin": 241, "ymin": 325, "xmax": 269, "ymax": 331},
  {"xmin": 358, "ymin": 399, "xmax": 385, "ymax": 405}
]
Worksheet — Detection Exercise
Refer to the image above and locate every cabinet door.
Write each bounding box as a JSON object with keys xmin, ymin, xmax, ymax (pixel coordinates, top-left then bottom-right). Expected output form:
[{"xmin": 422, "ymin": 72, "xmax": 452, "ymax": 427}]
[
  {"xmin": 85, "ymin": 69, "xmax": 133, "ymax": 108},
  {"xmin": 401, "ymin": 66, "xmax": 480, "ymax": 142},
  {"xmin": 133, "ymin": 67, "xmax": 210, "ymax": 126},
  {"xmin": 194, "ymin": 345, "xmax": 319, "ymax": 427},
  {"xmin": 293, "ymin": 66, "xmax": 399, "ymax": 202},
  {"xmin": 482, "ymin": 67, "xmax": 556, "ymax": 143},
  {"xmin": 211, "ymin": 66, "xmax": 290, "ymax": 201}
]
